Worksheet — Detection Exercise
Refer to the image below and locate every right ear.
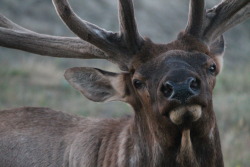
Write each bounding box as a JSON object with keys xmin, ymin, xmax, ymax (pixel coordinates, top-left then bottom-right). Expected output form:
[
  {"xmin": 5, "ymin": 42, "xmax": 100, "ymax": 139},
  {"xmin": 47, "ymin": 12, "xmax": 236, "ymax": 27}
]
[{"xmin": 64, "ymin": 67, "xmax": 130, "ymax": 102}]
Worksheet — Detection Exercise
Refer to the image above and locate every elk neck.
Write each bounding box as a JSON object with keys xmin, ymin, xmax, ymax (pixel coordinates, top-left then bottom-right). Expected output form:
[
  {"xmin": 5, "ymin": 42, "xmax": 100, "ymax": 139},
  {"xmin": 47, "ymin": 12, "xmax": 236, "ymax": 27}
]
[{"xmin": 126, "ymin": 100, "xmax": 219, "ymax": 166}]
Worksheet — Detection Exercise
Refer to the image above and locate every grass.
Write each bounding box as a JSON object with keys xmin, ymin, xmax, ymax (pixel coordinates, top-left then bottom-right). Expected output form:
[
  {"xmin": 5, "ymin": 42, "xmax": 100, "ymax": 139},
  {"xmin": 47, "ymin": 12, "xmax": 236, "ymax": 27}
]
[{"xmin": 213, "ymin": 65, "xmax": 250, "ymax": 167}]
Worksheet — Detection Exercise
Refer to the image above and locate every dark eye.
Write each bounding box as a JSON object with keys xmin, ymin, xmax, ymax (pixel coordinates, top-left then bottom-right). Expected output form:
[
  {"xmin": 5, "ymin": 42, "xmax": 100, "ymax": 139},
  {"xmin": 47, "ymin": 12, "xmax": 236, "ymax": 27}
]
[
  {"xmin": 133, "ymin": 79, "xmax": 145, "ymax": 89},
  {"xmin": 208, "ymin": 64, "xmax": 217, "ymax": 74}
]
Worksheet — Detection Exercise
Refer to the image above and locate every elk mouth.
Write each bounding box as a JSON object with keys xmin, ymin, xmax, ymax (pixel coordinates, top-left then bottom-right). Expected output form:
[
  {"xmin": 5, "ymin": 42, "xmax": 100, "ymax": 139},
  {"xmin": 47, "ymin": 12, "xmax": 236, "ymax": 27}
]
[{"xmin": 169, "ymin": 105, "xmax": 202, "ymax": 125}]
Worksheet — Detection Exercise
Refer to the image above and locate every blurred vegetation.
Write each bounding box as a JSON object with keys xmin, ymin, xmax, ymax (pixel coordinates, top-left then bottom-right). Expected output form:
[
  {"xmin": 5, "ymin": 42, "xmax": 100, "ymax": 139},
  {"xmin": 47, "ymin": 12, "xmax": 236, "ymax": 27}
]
[{"xmin": 0, "ymin": 0, "xmax": 250, "ymax": 166}]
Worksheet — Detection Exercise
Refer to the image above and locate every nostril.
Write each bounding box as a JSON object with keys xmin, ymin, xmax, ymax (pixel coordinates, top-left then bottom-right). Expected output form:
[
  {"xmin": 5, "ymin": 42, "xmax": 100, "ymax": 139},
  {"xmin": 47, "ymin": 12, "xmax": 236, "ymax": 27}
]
[
  {"xmin": 161, "ymin": 82, "xmax": 174, "ymax": 98},
  {"xmin": 188, "ymin": 77, "xmax": 200, "ymax": 92}
]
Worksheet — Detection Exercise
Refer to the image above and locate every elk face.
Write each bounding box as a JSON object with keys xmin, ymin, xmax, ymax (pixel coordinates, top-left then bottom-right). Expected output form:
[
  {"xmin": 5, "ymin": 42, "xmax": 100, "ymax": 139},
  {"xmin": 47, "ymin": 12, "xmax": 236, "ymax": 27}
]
[{"xmin": 132, "ymin": 49, "xmax": 221, "ymax": 128}]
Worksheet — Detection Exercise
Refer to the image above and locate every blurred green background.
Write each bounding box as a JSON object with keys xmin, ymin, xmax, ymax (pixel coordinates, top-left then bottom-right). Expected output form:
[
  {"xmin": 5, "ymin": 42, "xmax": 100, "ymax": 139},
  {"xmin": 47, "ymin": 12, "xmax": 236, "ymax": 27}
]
[{"xmin": 0, "ymin": 0, "xmax": 249, "ymax": 166}]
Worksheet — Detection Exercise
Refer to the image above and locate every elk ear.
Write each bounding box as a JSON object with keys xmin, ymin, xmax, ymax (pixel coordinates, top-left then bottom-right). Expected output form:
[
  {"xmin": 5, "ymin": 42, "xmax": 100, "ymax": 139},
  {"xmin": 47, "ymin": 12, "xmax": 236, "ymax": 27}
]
[
  {"xmin": 64, "ymin": 67, "xmax": 127, "ymax": 102},
  {"xmin": 209, "ymin": 36, "xmax": 225, "ymax": 73}
]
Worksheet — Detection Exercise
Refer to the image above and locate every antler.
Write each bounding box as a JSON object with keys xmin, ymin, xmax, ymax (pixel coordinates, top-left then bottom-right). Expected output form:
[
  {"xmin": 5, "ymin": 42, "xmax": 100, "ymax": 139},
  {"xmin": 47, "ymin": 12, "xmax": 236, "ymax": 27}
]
[
  {"xmin": 118, "ymin": 0, "xmax": 143, "ymax": 52},
  {"xmin": 0, "ymin": 0, "xmax": 144, "ymax": 71},
  {"xmin": 185, "ymin": 0, "xmax": 205, "ymax": 37},
  {"xmin": 0, "ymin": 14, "xmax": 108, "ymax": 59},
  {"xmin": 185, "ymin": 0, "xmax": 250, "ymax": 44},
  {"xmin": 1, "ymin": 0, "xmax": 248, "ymax": 69},
  {"xmin": 203, "ymin": 0, "xmax": 250, "ymax": 44},
  {"xmin": 52, "ymin": 0, "xmax": 121, "ymax": 55}
]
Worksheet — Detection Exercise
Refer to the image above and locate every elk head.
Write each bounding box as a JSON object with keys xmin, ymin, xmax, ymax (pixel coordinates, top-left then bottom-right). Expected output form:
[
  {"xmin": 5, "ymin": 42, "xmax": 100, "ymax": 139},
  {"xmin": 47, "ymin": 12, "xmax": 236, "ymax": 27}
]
[{"xmin": 50, "ymin": 0, "xmax": 249, "ymax": 137}]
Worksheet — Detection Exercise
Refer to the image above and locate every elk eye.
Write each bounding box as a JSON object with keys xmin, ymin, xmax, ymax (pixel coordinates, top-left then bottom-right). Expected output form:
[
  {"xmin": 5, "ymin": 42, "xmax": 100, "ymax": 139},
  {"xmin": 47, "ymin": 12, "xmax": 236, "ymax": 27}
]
[
  {"xmin": 208, "ymin": 64, "xmax": 217, "ymax": 74},
  {"xmin": 133, "ymin": 79, "xmax": 145, "ymax": 89}
]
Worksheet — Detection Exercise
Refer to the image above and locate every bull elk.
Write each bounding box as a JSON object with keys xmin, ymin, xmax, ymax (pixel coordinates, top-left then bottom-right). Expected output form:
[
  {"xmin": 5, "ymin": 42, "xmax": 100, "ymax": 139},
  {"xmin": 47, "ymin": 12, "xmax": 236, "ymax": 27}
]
[{"xmin": 0, "ymin": 0, "xmax": 249, "ymax": 166}]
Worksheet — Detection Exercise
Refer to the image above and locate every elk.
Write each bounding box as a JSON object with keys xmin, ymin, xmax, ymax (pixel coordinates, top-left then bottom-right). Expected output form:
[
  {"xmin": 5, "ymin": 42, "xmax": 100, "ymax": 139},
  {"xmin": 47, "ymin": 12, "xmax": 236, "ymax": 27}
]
[{"xmin": 0, "ymin": 0, "xmax": 249, "ymax": 166}]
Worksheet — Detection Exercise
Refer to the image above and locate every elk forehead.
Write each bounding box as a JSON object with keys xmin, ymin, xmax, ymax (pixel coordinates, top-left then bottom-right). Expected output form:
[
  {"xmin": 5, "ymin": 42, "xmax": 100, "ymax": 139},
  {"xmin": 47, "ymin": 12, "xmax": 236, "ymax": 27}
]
[
  {"xmin": 131, "ymin": 49, "xmax": 215, "ymax": 125},
  {"xmin": 134, "ymin": 50, "xmax": 211, "ymax": 80}
]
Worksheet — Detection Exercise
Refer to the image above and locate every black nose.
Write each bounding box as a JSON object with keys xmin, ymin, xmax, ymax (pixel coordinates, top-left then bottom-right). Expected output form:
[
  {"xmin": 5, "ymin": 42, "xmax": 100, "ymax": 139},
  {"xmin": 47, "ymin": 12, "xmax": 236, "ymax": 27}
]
[{"xmin": 161, "ymin": 77, "xmax": 200, "ymax": 103}]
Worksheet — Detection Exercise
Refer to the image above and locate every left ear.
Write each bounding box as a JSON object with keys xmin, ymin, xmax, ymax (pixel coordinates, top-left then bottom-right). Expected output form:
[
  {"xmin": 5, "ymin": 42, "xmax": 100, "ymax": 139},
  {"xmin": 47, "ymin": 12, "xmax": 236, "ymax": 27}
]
[
  {"xmin": 209, "ymin": 35, "xmax": 225, "ymax": 74},
  {"xmin": 64, "ymin": 67, "xmax": 129, "ymax": 102}
]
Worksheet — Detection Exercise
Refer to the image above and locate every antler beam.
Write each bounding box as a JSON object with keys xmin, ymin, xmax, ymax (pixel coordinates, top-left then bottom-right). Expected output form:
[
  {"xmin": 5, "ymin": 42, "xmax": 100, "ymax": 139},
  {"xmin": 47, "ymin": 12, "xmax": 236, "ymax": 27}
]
[{"xmin": 0, "ymin": 14, "xmax": 108, "ymax": 59}]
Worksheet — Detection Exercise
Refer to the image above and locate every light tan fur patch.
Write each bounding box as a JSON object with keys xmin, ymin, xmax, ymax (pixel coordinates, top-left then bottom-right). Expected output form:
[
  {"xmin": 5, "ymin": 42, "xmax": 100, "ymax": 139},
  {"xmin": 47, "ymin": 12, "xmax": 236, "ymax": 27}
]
[
  {"xmin": 169, "ymin": 105, "xmax": 202, "ymax": 125},
  {"xmin": 176, "ymin": 129, "xmax": 199, "ymax": 167}
]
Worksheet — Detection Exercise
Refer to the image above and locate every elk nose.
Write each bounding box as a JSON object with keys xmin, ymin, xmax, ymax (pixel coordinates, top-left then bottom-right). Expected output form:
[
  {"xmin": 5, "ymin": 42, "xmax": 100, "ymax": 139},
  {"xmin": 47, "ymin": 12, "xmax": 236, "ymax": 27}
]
[{"xmin": 161, "ymin": 77, "xmax": 200, "ymax": 103}]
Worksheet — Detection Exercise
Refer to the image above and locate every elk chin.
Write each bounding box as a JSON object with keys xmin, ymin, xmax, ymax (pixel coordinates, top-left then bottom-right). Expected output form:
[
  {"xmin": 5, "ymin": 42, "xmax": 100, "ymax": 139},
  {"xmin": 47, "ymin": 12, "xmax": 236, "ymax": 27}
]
[{"xmin": 169, "ymin": 105, "xmax": 202, "ymax": 126}]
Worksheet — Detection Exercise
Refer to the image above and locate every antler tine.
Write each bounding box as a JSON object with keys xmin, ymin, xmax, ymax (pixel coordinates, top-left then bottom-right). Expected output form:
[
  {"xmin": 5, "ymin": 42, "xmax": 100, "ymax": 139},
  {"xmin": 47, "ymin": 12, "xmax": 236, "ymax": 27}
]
[
  {"xmin": 0, "ymin": 14, "xmax": 33, "ymax": 32},
  {"xmin": 185, "ymin": 0, "xmax": 205, "ymax": 37},
  {"xmin": 118, "ymin": 0, "xmax": 143, "ymax": 53},
  {"xmin": 203, "ymin": 0, "xmax": 250, "ymax": 44},
  {"xmin": 52, "ymin": 0, "xmax": 123, "ymax": 55}
]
